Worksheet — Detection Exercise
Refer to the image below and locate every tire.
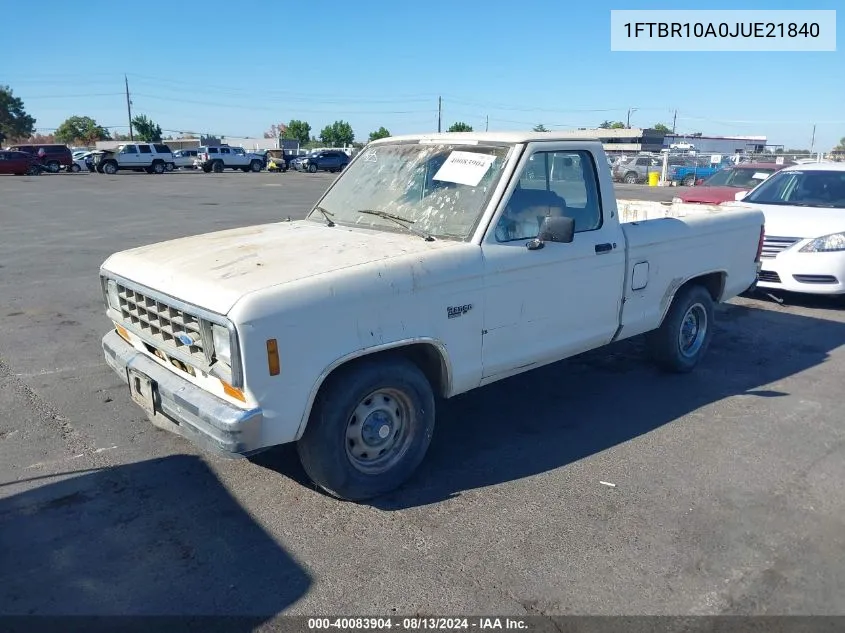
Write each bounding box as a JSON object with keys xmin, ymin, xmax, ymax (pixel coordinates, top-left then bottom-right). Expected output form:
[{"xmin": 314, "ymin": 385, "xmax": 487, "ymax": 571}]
[
  {"xmin": 202, "ymin": 164, "xmax": 212, "ymax": 173},
  {"xmin": 47, "ymin": 161, "xmax": 60, "ymax": 173},
  {"xmin": 308, "ymin": 163, "xmax": 317, "ymax": 173},
  {"xmin": 646, "ymin": 284, "xmax": 714, "ymax": 373},
  {"xmin": 250, "ymin": 160, "xmax": 262, "ymax": 172},
  {"xmin": 212, "ymin": 160, "xmax": 224, "ymax": 173},
  {"xmin": 70, "ymin": 163, "xmax": 81, "ymax": 172},
  {"xmin": 102, "ymin": 161, "xmax": 118, "ymax": 175},
  {"xmin": 151, "ymin": 161, "xmax": 165, "ymax": 174},
  {"xmin": 165, "ymin": 162, "xmax": 174, "ymax": 172},
  {"xmin": 623, "ymin": 171, "xmax": 639, "ymax": 184},
  {"xmin": 682, "ymin": 174, "xmax": 696, "ymax": 187},
  {"xmin": 297, "ymin": 356, "xmax": 436, "ymax": 501}
]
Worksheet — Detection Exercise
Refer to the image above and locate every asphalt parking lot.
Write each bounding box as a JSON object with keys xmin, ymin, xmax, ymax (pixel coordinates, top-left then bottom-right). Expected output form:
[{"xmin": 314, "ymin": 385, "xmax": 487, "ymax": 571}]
[{"xmin": 2, "ymin": 170, "xmax": 844, "ymax": 620}]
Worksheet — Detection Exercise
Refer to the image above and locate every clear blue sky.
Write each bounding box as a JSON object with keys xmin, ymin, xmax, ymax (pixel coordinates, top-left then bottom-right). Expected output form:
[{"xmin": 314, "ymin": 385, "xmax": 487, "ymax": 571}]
[{"xmin": 6, "ymin": 0, "xmax": 844, "ymax": 149}]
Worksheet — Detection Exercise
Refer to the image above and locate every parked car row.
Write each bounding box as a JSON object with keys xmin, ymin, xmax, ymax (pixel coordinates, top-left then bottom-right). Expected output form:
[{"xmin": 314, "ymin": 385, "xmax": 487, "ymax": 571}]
[{"xmin": 4, "ymin": 141, "xmax": 354, "ymax": 177}]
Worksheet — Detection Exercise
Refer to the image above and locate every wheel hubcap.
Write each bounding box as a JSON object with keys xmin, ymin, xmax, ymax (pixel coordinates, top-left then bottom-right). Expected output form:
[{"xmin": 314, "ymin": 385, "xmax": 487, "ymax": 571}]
[
  {"xmin": 345, "ymin": 388, "xmax": 413, "ymax": 474},
  {"xmin": 678, "ymin": 302, "xmax": 707, "ymax": 358}
]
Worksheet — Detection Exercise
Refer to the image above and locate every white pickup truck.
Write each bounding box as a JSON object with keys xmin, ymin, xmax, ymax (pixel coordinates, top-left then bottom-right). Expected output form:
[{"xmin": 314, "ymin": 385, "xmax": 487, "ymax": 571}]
[{"xmin": 100, "ymin": 132, "xmax": 765, "ymax": 501}]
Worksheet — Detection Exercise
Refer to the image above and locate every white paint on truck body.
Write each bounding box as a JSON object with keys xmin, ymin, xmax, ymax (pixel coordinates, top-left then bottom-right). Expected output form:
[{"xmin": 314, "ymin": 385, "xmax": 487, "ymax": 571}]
[{"xmin": 100, "ymin": 132, "xmax": 765, "ymax": 452}]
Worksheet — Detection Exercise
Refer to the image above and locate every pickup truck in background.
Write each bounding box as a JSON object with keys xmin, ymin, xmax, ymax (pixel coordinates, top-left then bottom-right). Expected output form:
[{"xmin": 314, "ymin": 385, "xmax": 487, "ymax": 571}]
[
  {"xmin": 670, "ymin": 157, "xmax": 731, "ymax": 187},
  {"xmin": 99, "ymin": 132, "xmax": 765, "ymax": 501}
]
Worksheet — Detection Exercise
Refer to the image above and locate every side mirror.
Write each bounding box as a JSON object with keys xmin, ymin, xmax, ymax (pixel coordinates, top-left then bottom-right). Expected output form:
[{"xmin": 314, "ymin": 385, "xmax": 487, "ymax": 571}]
[
  {"xmin": 527, "ymin": 216, "xmax": 575, "ymax": 250},
  {"xmin": 734, "ymin": 191, "xmax": 747, "ymax": 201}
]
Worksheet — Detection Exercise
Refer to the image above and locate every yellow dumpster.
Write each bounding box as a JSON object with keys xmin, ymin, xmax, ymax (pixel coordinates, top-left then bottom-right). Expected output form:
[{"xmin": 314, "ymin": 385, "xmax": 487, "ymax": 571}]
[{"xmin": 648, "ymin": 171, "xmax": 660, "ymax": 187}]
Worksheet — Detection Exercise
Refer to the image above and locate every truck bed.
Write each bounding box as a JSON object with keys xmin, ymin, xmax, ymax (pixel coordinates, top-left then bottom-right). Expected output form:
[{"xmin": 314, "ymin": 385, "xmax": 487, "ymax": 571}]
[{"xmin": 612, "ymin": 199, "xmax": 763, "ymax": 342}]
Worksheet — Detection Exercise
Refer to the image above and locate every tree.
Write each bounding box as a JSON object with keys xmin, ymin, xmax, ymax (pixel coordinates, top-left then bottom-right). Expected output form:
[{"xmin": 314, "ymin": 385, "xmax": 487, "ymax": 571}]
[
  {"xmin": 834, "ymin": 137, "xmax": 845, "ymax": 151},
  {"xmin": 447, "ymin": 122, "xmax": 473, "ymax": 132},
  {"xmin": 368, "ymin": 126, "xmax": 391, "ymax": 142},
  {"xmin": 264, "ymin": 122, "xmax": 287, "ymax": 139},
  {"xmin": 319, "ymin": 120, "xmax": 354, "ymax": 146},
  {"xmin": 0, "ymin": 86, "xmax": 35, "ymax": 145},
  {"xmin": 653, "ymin": 123, "xmax": 671, "ymax": 133},
  {"xmin": 533, "ymin": 124, "xmax": 549, "ymax": 132},
  {"xmin": 55, "ymin": 116, "xmax": 111, "ymax": 145},
  {"xmin": 283, "ymin": 120, "xmax": 312, "ymax": 146},
  {"xmin": 610, "ymin": 121, "xmax": 626, "ymax": 129},
  {"xmin": 131, "ymin": 114, "xmax": 163, "ymax": 142}
]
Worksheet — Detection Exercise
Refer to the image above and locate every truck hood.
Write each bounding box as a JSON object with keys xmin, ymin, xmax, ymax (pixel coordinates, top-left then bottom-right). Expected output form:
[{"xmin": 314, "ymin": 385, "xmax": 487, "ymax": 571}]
[
  {"xmin": 731, "ymin": 202, "xmax": 845, "ymax": 239},
  {"xmin": 101, "ymin": 220, "xmax": 455, "ymax": 314}
]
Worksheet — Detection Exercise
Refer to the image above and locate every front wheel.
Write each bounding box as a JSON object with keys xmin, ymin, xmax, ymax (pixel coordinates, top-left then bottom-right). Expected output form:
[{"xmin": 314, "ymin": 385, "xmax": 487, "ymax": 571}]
[
  {"xmin": 212, "ymin": 160, "xmax": 224, "ymax": 173},
  {"xmin": 308, "ymin": 163, "xmax": 317, "ymax": 173},
  {"xmin": 47, "ymin": 161, "xmax": 60, "ymax": 173},
  {"xmin": 646, "ymin": 284, "xmax": 714, "ymax": 373},
  {"xmin": 102, "ymin": 161, "xmax": 118, "ymax": 175},
  {"xmin": 70, "ymin": 163, "xmax": 81, "ymax": 173},
  {"xmin": 682, "ymin": 174, "xmax": 696, "ymax": 187},
  {"xmin": 250, "ymin": 160, "xmax": 262, "ymax": 172},
  {"xmin": 623, "ymin": 171, "xmax": 638, "ymax": 184},
  {"xmin": 297, "ymin": 356, "xmax": 436, "ymax": 501},
  {"xmin": 152, "ymin": 161, "xmax": 165, "ymax": 174}
]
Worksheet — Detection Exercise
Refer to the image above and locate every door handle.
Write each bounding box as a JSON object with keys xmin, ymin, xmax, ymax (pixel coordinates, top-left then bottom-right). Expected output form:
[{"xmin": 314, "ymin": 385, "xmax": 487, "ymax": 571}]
[{"xmin": 595, "ymin": 243, "xmax": 613, "ymax": 254}]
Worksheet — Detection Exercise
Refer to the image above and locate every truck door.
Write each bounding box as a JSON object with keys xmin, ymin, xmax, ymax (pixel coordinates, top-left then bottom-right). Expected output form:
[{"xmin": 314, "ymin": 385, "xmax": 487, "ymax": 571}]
[{"xmin": 479, "ymin": 144, "xmax": 626, "ymax": 381}]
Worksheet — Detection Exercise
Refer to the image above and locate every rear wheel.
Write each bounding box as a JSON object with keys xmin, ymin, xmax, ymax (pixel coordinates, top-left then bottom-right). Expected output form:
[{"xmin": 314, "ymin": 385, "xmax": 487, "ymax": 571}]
[
  {"xmin": 165, "ymin": 162, "xmax": 174, "ymax": 172},
  {"xmin": 297, "ymin": 356, "xmax": 436, "ymax": 501},
  {"xmin": 47, "ymin": 161, "xmax": 60, "ymax": 173},
  {"xmin": 682, "ymin": 174, "xmax": 696, "ymax": 187},
  {"xmin": 646, "ymin": 284, "xmax": 714, "ymax": 373},
  {"xmin": 70, "ymin": 163, "xmax": 81, "ymax": 172},
  {"xmin": 102, "ymin": 161, "xmax": 118, "ymax": 175},
  {"xmin": 623, "ymin": 171, "xmax": 638, "ymax": 184}
]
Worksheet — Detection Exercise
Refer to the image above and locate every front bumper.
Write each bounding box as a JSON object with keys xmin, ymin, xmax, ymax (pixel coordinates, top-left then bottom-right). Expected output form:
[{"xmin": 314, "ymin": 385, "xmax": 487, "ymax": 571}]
[
  {"xmin": 757, "ymin": 249, "xmax": 845, "ymax": 295},
  {"xmin": 102, "ymin": 330, "xmax": 265, "ymax": 457}
]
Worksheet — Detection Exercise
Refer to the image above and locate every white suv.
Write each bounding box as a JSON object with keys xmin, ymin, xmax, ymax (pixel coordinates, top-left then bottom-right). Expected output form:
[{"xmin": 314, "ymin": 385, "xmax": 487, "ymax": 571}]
[
  {"xmin": 93, "ymin": 143, "xmax": 175, "ymax": 175},
  {"xmin": 196, "ymin": 145, "xmax": 265, "ymax": 173}
]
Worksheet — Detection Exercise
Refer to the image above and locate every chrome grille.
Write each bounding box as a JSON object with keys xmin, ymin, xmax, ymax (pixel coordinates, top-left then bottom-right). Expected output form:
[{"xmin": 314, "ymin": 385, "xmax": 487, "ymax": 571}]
[
  {"xmin": 761, "ymin": 236, "xmax": 801, "ymax": 259},
  {"xmin": 115, "ymin": 283, "xmax": 208, "ymax": 365}
]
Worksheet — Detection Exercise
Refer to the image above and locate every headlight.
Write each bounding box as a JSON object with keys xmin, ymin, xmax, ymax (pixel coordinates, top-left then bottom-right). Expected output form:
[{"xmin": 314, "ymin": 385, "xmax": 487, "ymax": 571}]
[
  {"xmin": 106, "ymin": 279, "xmax": 120, "ymax": 310},
  {"xmin": 672, "ymin": 197, "xmax": 683, "ymax": 203},
  {"xmin": 212, "ymin": 324, "xmax": 232, "ymax": 365},
  {"xmin": 799, "ymin": 232, "xmax": 845, "ymax": 253}
]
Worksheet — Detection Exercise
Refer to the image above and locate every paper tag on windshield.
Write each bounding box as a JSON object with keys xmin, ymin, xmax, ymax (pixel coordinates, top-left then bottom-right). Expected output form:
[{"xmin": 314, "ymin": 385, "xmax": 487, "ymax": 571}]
[
  {"xmin": 433, "ymin": 151, "xmax": 497, "ymax": 187},
  {"xmin": 752, "ymin": 172, "xmax": 769, "ymax": 180}
]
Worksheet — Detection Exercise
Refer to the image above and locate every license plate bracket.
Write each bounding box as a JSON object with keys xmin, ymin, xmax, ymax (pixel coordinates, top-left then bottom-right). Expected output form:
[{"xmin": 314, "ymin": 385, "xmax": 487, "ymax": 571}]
[{"xmin": 127, "ymin": 368, "xmax": 157, "ymax": 416}]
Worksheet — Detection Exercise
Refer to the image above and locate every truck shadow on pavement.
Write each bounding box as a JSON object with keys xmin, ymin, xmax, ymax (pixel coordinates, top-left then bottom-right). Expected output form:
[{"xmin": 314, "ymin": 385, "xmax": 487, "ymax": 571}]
[
  {"xmin": 0, "ymin": 455, "xmax": 311, "ymax": 621},
  {"xmin": 365, "ymin": 300, "xmax": 845, "ymax": 510}
]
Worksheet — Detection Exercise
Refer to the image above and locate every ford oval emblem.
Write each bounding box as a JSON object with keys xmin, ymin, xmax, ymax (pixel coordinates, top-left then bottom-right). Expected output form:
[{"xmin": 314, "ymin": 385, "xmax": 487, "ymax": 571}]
[{"xmin": 176, "ymin": 332, "xmax": 195, "ymax": 346}]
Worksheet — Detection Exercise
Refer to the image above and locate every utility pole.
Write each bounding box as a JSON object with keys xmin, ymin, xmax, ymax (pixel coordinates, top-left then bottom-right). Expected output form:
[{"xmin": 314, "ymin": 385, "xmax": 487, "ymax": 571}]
[
  {"xmin": 672, "ymin": 110, "xmax": 677, "ymax": 134},
  {"xmin": 626, "ymin": 107, "xmax": 638, "ymax": 129},
  {"xmin": 485, "ymin": 115, "xmax": 489, "ymax": 132},
  {"xmin": 437, "ymin": 96, "xmax": 442, "ymax": 133},
  {"xmin": 810, "ymin": 124, "xmax": 816, "ymax": 154},
  {"xmin": 125, "ymin": 74, "xmax": 134, "ymax": 141}
]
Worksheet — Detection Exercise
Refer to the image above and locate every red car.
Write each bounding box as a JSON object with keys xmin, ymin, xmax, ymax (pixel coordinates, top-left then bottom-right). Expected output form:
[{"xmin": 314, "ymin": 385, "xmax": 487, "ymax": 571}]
[
  {"xmin": 0, "ymin": 150, "xmax": 41, "ymax": 175},
  {"xmin": 675, "ymin": 162, "xmax": 791, "ymax": 204}
]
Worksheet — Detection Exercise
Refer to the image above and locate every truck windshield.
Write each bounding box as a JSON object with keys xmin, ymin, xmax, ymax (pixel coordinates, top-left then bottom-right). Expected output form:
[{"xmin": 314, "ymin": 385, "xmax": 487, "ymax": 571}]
[{"xmin": 308, "ymin": 141, "xmax": 513, "ymax": 240}]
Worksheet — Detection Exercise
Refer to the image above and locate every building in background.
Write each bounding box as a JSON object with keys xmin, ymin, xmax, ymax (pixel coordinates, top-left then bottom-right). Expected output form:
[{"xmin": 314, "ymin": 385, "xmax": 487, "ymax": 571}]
[
  {"xmin": 549, "ymin": 128, "xmax": 667, "ymax": 154},
  {"xmin": 662, "ymin": 134, "xmax": 768, "ymax": 155}
]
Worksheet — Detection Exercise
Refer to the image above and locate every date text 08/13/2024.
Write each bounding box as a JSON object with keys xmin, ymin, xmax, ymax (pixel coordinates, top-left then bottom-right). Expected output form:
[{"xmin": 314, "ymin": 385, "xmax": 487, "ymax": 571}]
[{"xmin": 307, "ymin": 617, "xmax": 528, "ymax": 630}]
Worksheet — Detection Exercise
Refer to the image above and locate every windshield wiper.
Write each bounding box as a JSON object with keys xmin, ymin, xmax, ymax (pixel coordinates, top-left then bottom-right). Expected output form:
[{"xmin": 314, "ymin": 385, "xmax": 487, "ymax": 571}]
[
  {"xmin": 357, "ymin": 210, "xmax": 435, "ymax": 241},
  {"xmin": 313, "ymin": 206, "xmax": 335, "ymax": 226}
]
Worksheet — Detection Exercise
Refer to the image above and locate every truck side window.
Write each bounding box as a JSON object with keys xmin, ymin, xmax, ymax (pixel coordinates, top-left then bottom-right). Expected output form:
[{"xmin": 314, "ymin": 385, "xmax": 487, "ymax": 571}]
[{"xmin": 495, "ymin": 150, "xmax": 602, "ymax": 242}]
